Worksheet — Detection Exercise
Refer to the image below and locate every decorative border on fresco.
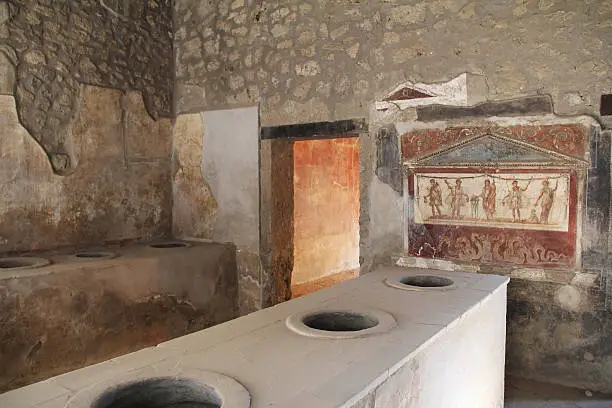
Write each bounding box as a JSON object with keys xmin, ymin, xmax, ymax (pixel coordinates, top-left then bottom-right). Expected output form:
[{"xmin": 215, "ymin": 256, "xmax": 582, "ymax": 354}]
[
  {"xmin": 401, "ymin": 124, "xmax": 588, "ymax": 161},
  {"xmin": 407, "ymin": 225, "xmax": 574, "ymax": 267}
]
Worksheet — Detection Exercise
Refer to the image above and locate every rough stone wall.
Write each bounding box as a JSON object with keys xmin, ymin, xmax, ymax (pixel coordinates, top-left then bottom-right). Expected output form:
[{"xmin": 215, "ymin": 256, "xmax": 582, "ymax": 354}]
[
  {"xmin": 174, "ymin": 0, "xmax": 612, "ymax": 281},
  {"xmin": 174, "ymin": 0, "xmax": 611, "ymax": 125},
  {"xmin": 2, "ymin": 0, "xmax": 173, "ymax": 174},
  {"xmin": 0, "ymin": 85, "xmax": 172, "ymax": 253}
]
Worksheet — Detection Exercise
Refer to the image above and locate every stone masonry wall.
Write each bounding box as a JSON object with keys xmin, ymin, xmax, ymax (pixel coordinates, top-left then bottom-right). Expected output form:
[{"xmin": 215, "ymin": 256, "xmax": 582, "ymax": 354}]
[
  {"xmin": 2, "ymin": 0, "xmax": 173, "ymax": 174},
  {"xmin": 174, "ymin": 0, "xmax": 611, "ymax": 125}
]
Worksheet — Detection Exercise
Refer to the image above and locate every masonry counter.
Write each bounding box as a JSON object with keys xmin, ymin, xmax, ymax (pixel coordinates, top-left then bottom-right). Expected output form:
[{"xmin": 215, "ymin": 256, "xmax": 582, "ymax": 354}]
[{"xmin": 0, "ymin": 266, "xmax": 509, "ymax": 408}]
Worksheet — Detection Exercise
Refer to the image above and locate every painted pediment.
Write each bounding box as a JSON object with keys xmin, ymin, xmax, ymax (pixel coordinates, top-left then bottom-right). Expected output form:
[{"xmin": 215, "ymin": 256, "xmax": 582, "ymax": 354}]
[
  {"xmin": 408, "ymin": 134, "xmax": 587, "ymax": 168},
  {"xmin": 383, "ymin": 87, "xmax": 434, "ymax": 101},
  {"xmin": 375, "ymin": 73, "xmax": 487, "ymax": 110}
]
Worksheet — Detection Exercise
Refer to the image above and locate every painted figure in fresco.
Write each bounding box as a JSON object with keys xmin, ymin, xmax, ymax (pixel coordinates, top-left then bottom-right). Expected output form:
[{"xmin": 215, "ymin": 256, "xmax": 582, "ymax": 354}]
[
  {"xmin": 528, "ymin": 208, "xmax": 539, "ymax": 223},
  {"xmin": 534, "ymin": 179, "xmax": 559, "ymax": 224},
  {"xmin": 481, "ymin": 179, "xmax": 496, "ymax": 220},
  {"xmin": 502, "ymin": 179, "xmax": 532, "ymax": 222},
  {"xmin": 470, "ymin": 195, "xmax": 480, "ymax": 218},
  {"xmin": 444, "ymin": 178, "xmax": 468, "ymax": 218},
  {"xmin": 423, "ymin": 178, "xmax": 443, "ymax": 217}
]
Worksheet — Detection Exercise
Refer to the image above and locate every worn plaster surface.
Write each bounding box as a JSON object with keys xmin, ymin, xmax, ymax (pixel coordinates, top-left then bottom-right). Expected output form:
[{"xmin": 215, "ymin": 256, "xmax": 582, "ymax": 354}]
[
  {"xmin": 260, "ymin": 138, "xmax": 294, "ymax": 306},
  {"xmin": 200, "ymin": 107, "xmax": 261, "ymax": 315},
  {"xmin": 293, "ymin": 137, "xmax": 360, "ymax": 284},
  {"xmin": 0, "ymin": 241, "xmax": 238, "ymax": 392},
  {"xmin": 172, "ymin": 113, "xmax": 217, "ymax": 239},
  {"xmin": 0, "ymin": 86, "xmax": 172, "ymax": 253},
  {"xmin": 506, "ymin": 270, "xmax": 612, "ymax": 393}
]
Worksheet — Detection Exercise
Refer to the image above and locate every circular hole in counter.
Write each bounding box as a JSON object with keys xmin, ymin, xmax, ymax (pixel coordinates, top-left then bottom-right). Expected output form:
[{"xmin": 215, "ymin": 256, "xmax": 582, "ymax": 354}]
[
  {"xmin": 400, "ymin": 275, "xmax": 454, "ymax": 288},
  {"xmin": 302, "ymin": 311, "xmax": 379, "ymax": 332},
  {"xmin": 286, "ymin": 307, "xmax": 396, "ymax": 339},
  {"xmin": 66, "ymin": 369, "xmax": 250, "ymax": 408},
  {"xmin": 72, "ymin": 251, "xmax": 117, "ymax": 261},
  {"xmin": 92, "ymin": 377, "xmax": 222, "ymax": 408},
  {"xmin": 0, "ymin": 257, "xmax": 50, "ymax": 270},
  {"xmin": 149, "ymin": 241, "xmax": 191, "ymax": 249},
  {"xmin": 385, "ymin": 275, "xmax": 456, "ymax": 291}
]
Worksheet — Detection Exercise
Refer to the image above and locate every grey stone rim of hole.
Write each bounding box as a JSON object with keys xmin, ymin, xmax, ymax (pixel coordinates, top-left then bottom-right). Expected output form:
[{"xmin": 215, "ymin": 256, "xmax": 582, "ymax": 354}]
[
  {"xmin": 92, "ymin": 377, "xmax": 222, "ymax": 408},
  {"xmin": 0, "ymin": 256, "xmax": 51, "ymax": 270},
  {"xmin": 286, "ymin": 307, "xmax": 397, "ymax": 339},
  {"xmin": 148, "ymin": 241, "xmax": 192, "ymax": 249},
  {"xmin": 384, "ymin": 275, "xmax": 456, "ymax": 292},
  {"xmin": 64, "ymin": 368, "xmax": 251, "ymax": 408},
  {"xmin": 70, "ymin": 251, "xmax": 117, "ymax": 261}
]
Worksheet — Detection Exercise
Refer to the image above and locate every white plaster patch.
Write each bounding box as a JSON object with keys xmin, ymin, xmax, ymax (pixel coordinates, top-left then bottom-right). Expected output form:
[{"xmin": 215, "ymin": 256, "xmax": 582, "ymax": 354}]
[
  {"xmin": 511, "ymin": 268, "xmax": 547, "ymax": 281},
  {"xmin": 555, "ymin": 285, "xmax": 582, "ymax": 312},
  {"xmin": 571, "ymin": 272, "xmax": 598, "ymax": 288},
  {"xmin": 375, "ymin": 73, "xmax": 487, "ymax": 110},
  {"xmin": 201, "ymin": 106, "xmax": 259, "ymax": 252}
]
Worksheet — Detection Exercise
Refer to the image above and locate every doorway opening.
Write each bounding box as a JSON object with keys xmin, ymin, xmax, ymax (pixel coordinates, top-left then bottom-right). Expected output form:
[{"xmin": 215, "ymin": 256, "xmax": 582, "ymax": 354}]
[
  {"xmin": 291, "ymin": 137, "xmax": 360, "ymax": 298},
  {"xmin": 260, "ymin": 119, "xmax": 365, "ymax": 303}
]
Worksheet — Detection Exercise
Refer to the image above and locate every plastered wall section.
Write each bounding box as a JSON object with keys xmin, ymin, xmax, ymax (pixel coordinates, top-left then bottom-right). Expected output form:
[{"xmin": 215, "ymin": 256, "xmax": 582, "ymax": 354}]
[
  {"xmin": 2, "ymin": 0, "xmax": 173, "ymax": 174},
  {"xmin": 0, "ymin": 85, "xmax": 172, "ymax": 253},
  {"xmin": 172, "ymin": 107, "xmax": 261, "ymax": 315},
  {"xmin": 292, "ymin": 138, "xmax": 360, "ymax": 284}
]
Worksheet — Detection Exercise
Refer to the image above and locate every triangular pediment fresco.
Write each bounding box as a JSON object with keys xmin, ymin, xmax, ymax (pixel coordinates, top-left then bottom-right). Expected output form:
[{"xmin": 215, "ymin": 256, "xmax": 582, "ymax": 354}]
[
  {"xmin": 383, "ymin": 87, "xmax": 434, "ymax": 101},
  {"xmin": 408, "ymin": 134, "xmax": 587, "ymax": 168}
]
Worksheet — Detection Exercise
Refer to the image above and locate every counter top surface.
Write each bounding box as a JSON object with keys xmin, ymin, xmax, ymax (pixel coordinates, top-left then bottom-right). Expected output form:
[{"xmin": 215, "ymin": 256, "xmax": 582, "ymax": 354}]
[{"xmin": 0, "ymin": 266, "xmax": 508, "ymax": 408}]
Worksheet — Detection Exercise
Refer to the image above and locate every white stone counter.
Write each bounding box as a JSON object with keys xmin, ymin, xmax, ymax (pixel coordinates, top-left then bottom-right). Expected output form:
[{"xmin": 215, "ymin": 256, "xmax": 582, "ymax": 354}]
[{"xmin": 0, "ymin": 266, "xmax": 508, "ymax": 408}]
